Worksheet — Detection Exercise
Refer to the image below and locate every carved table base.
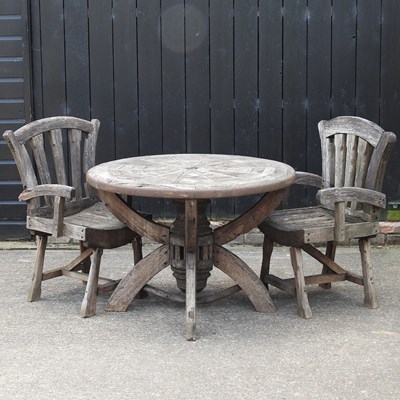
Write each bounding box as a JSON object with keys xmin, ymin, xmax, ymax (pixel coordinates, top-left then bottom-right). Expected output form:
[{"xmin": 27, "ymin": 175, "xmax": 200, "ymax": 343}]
[
  {"xmin": 170, "ymin": 199, "xmax": 213, "ymax": 292},
  {"xmin": 98, "ymin": 188, "xmax": 288, "ymax": 340}
]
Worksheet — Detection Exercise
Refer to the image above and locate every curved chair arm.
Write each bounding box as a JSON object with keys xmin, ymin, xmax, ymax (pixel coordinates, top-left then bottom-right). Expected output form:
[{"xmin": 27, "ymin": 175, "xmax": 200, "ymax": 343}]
[
  {"xmin": 278, "ymin": 172, "xmax": 322, "ymax": 208},
  {"xmin": 316, "ymin": 187, "xmax": 386, "ymax": 209},
  {"xmin": 294, "ymin": 171, "xmax": 323, "ymax": 188},
  {"xmin": 18, "ymin": 184, "xmax": 75, "ymax": 202},
  {"xmin": 19, "ymin": 184, "xmax": 76, "ymax": 237},
  {"xmin": 317, "ymin": 187, "xmax": 386, "ymax": 243}
]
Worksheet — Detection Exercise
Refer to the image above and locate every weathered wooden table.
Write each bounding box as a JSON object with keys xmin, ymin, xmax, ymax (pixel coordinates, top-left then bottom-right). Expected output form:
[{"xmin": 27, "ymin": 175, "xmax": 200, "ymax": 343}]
[{"xmin": 87, "ymin": 154, "xmax": 295, "ymax": 340}]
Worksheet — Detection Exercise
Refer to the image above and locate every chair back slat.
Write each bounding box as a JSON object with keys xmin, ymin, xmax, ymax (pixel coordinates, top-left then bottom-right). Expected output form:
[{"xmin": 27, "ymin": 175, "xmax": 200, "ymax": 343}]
[
  {"xmin": 321, "ymin": 135, "xmax": 335, "ymax": 188},
  {"xmin": 29, "ymin": 134, "xmax": 53, "ymax": 206},
  {"xmin": 49, "ymin": 129, "xmax": 68, "ymax": 185},
  {"xmin": 334, "ymin": 134, "xmax": 346, "ymax": 187},
  {"xmin": 68, "ymin": 129, "xmax": 83, "ymax": 200},
  {"xmin": 353, "ymin": 138, "xmax": 373, "ymax": 189},
  {"xmin": 344, "ymin": 134, "xmax": 358, "ymax": 187},
  {"xmin": 83, "ymin": 119, "xmax": 99, "ymax": 196},
  {"xmin": 29, "ymin": 135, "xmax": 52, "ymax": 185}
]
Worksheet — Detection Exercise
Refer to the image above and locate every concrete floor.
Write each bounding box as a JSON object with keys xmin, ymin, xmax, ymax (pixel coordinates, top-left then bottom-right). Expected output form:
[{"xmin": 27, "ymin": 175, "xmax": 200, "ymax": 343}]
[{"xmin": 0, "ymin": 243, "xmax": 399, "ymax": 399}]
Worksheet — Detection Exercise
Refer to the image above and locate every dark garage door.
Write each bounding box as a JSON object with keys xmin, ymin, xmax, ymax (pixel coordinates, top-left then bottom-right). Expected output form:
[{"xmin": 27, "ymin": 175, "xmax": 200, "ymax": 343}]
[{"xmin": 0, "ymin": 0, "xmax": 31, "ymax": 239}]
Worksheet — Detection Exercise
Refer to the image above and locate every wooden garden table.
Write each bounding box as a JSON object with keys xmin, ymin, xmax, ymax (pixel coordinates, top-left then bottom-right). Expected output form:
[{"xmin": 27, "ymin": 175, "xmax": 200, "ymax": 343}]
[{"xmin": 86, "ymin": 154, "xmax": 295, "ymax": 340}]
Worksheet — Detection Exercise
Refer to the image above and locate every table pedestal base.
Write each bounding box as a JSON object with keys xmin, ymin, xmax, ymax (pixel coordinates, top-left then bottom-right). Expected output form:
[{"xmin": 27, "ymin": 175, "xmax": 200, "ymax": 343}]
[
  {"xmin": 104, "ymin": 244, "xmax": 275, "ymax": 308},
  {"xmin": 99, "ymin": 189, "xmax": 288, "ymax": 340},
  {"xmin": 170, "ymin": 200, "xmax": 213, "ymax": 293}
]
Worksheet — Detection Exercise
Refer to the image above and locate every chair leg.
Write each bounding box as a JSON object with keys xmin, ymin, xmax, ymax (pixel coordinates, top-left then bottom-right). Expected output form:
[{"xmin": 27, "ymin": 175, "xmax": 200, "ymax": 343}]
[
  {"xmin": 359, "ymin": 238, "xmax": 378, "ymax": 309},
  {"xmin": 132, "ymin": 235, "xmax": 143, "ymax": 264},
  {"xmin": 28, "ymin": 234, "xmax": 48, "ymax": 302},
  {"xmin": 319, "ymin": 241, "xmax": 337, "ymax": 289},
  {"xmin": 260, "ymin": 236, "xmax": 274, "ymax": 286},
  {"xmin": 79, "ymin": 241, "xmax": 91, "ymax": 275},
  {"xmin": 80, "ymin": 248, "xmax": 103, "ymax": 318},
  {"xmin": 290, "ymin": 247, "xmax": 312, "ymax": 319},
  {"xmin": 132, "ymin": 236, "xmax": 148, "ymax": 299}
]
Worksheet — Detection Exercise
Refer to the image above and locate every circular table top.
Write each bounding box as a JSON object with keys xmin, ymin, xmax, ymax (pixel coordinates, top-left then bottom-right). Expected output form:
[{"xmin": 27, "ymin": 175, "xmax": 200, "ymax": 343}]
[{"xmin": 87, "ymin": 154, "xmax": 295, "ymax": 199}]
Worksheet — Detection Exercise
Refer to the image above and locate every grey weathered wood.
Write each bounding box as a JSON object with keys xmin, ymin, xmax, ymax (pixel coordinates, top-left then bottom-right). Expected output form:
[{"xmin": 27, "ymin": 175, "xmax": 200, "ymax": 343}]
[
  {"xmin": 87, "ymin": 154, "xmax": 296, "ymax": 199},
  {"xmin": 97, "ymin": 190, "xmax": 169, "ymax": 244},
  {"xmin": 3, "ymin": 116, "xmax": 144, "ymax": 317},
  {"xmin": 354, "ymin": 139, "xmax": 372, "ymax": 189},
  {"xmin": 264, "ymin": 274, "xmax": 296, "ymax": 296},
  {"xmin": 10, "ymin": 116, "xmax": 95, "ymax": 144},
  {"xmin": 19, "ymin": 184, "xmax": 75, "ymax": 202},
  {"xmin": 142, "ymin": 282, "xmax": 242, "ymax": 306},
  {"xmin": 30, "ymin": 134, "xmax": 50, "ymax": 184},
  {"xmin": 260, "ymin": 236, "xmax": 274, "ymax": 285},
  {"xmin": 52, "ymin": 196, "xmax": 65, "ymax": 237},
  {"xmin": 185, "ymin": 199, "xmax": 197, "ymax": 341},
  {"xmin": 142, "ymin": 284, "xmax": 185, "ymax": 304},
  {"xmin": 334, "ymin": 201, "xmax": 346, "ymax": 242},
  {"xmin": 132, "ymin": 236, "xmax": 143, "ymax": 265},
  {"xmin": 260, "ymin": 207, "xmax": 380, "ymax": 248},
  {"xmin": 81, "ymin": 247, "xmax": 102, "ymax": 317},
  {"xmin": 319, "ymin": 241, "xmax": 336, "ymax": 289},
  {"xmin": 49, "ymin": 129, "xmax": 68, "ymax": 185},
  {"xmin": 359, "ymin": 238, "xmax": 378, "ymax": 309},
  {"xmin": 42, "ymin": 249, "xmax": 94, "ymax": 281},
  {"xmin": 105, "ymin": 245, "xmax": 170, "ymax": 312},
  {"xmin": 214, "ymin": 188, "xmax": 288, "ymax": 246},
  {"xmin": 317, "ymin": 187, "xmax": 386, "ymax": 209},
  {"xmin": 294, "ymin": 171, "xmax": 323, "ymax": 187},
  {"xmin": 334, "ymin": 134, "xmax": 346, "ymax": 187},
  {"xmin": 214, "ymin": 245, "xmax": 276, "ymax": 313},
  {"xmin": 302, "ymin": 244, "xmax": 363, "ymax": 285},
  {"xmin": 82, "ymin": 119, "xmax": 98, "ymax": 197},
  {"xmin": 69, "ymin": 128, "xmax": 83, "ymax": 199},
  {"xmin": 344, "ymin": 134, "xmax": 357, "ymax": 188},
  {"xmin": 27, "ymin": 234, "xmax": 47, "ymax": 302},
  {"xmin": 196, "ymin": 285, "xmax": 242, "ymax": 305},
  {"xmin": 259, "ymin": 116, "xmax": 396, "ymax": 318},
  {"xmin": 290, "ymin": 247, "xmax": 312, "ymax": 319},
  {"xmin": 89, "ymin": 153, "xmax": 294, "ymax": 338}
]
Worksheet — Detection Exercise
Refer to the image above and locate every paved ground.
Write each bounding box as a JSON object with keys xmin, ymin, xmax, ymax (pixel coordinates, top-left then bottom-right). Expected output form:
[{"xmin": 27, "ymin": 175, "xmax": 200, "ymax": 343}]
[{"xmin": 0, "ymin": 242, "xmax": 399, "ymax": 399}]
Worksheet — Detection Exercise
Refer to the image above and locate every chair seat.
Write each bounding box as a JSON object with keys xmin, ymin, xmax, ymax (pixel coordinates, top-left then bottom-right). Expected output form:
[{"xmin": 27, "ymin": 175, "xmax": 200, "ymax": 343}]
[
  {"xmin": 27, "ymin": 202, "xmax": 136, "ymax": 249},
  {"xmin": 259, "ymin": 206, "xmax": 379, "ymax": 247}
]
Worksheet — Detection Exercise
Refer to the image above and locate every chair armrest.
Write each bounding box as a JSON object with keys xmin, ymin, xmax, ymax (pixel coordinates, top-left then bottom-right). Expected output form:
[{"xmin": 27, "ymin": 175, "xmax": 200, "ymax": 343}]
[
  {"xmin": 18, "ymin": 184, "xmax": 75, "ymax": 201},
  {"xmin": 294, "ymin": 172, "xmax": 322, "ymax": 188},
  {"xmin": 19, "ymin": 184, "xmax": 76, "ymax": 237},
  {"xmin": 316, "ymin": 187, "xmax": 386, "ymax": 209},
  {"xmin": 317, "ymin": 187, "xmax": 386, "ymax": 243}
]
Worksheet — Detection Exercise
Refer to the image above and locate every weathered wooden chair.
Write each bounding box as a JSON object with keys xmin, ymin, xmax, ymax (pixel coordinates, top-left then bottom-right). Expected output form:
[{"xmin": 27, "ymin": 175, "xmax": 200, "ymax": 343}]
[
  {"xmin": 259, "ymin": 116, "xmax": 396, "ymax": 318},
  {"xmin": 3, "ymin": 116, "xmax": 143, "ymax": 317}
]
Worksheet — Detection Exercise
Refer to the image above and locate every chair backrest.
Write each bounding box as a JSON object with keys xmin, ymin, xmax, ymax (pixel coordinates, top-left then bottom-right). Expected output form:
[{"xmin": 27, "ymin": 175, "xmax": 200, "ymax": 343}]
[
  {"xmin": 3, "ymin": 116, "xmax": 100, "ymax": 213},
  {"xmin": 319, "ymin": 116, "xmax": 396, "ymax": 193}
]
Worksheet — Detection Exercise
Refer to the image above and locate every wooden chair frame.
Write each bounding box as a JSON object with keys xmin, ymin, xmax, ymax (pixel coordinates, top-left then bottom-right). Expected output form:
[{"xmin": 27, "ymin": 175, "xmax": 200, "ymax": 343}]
[
  {"xmin": 3, "ymin": 116, "xmax": 143, "ymax": 317},
  {"xmin": 259, "ymin": 116, "xmax": 396, "ymax": 318}
]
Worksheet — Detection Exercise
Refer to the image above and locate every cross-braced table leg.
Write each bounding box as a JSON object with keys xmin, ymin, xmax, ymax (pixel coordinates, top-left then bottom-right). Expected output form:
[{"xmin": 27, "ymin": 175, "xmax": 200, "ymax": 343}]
[
  {"xmin": 105, "ymin": 245, "xmax": 170, "ymax": 311},
  {"xmin": 213, "ymin": 245, "xmax": 276, "ymax": 312}
]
